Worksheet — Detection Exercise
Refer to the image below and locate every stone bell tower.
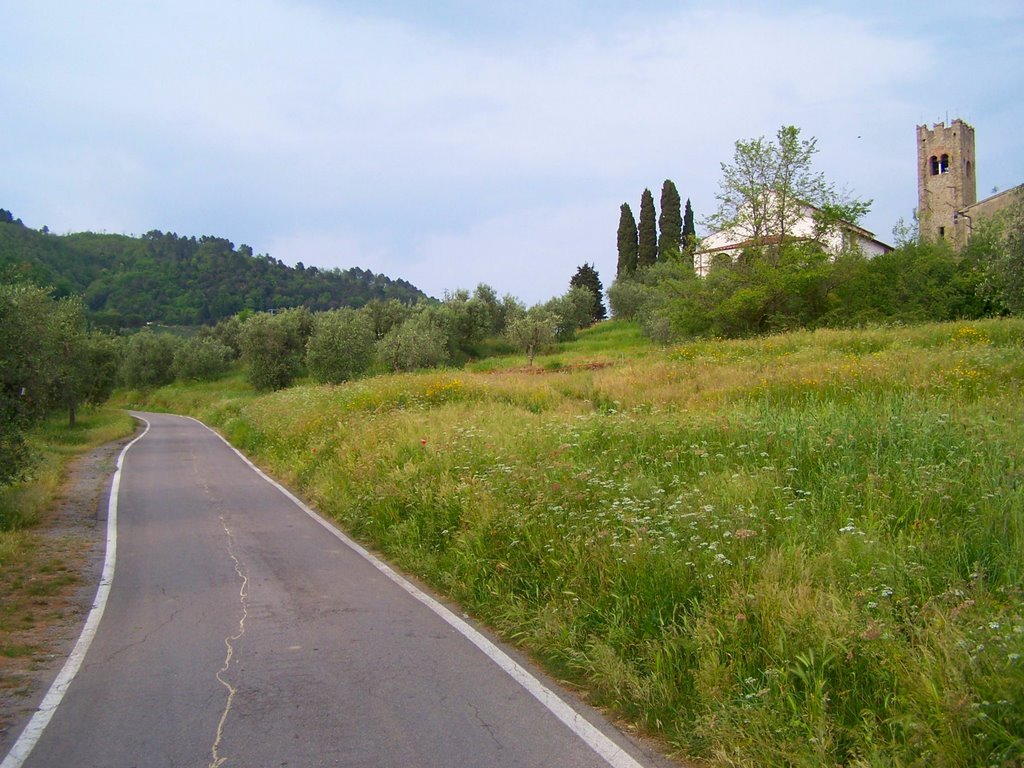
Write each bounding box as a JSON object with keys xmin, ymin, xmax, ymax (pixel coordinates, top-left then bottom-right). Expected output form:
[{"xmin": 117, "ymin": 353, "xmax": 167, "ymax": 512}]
[{"xmin": 917, "ymin": 119, "xmax": 977, "ymax": 249}]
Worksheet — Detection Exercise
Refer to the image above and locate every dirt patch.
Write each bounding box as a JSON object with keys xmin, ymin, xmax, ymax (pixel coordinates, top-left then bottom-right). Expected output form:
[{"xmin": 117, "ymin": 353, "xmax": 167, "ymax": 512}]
[
  {"xmin": 501, "ymin": 361, "xmax": 615, "ymax": 375},
  {"xmin": 0, "ymin": 429, "xmax": 136, "ymax": 756}
]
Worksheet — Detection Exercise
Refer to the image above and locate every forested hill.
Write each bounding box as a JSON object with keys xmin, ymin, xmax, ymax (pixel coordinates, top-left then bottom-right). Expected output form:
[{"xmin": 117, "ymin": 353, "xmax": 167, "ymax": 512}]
[{"xmin": 0, "ymin": 210, "xmax": 428, "ymax": 328}]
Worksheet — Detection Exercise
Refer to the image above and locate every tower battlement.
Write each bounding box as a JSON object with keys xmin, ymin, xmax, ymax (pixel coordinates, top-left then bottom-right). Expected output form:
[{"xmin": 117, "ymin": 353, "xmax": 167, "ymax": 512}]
[{"xmin": 917, "ymin": 119, "xmax": 977, "ymax": 248}]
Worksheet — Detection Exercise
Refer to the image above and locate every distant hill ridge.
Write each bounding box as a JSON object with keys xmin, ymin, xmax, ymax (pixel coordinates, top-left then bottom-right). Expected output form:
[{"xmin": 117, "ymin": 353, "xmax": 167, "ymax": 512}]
[{"xmin": 0, "ymin": 209, "xmax": 428, "ymax": 328}]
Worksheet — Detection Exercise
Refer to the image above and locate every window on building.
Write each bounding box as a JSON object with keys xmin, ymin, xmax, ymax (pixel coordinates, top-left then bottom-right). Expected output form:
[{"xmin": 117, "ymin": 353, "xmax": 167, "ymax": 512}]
[
  {"xmin": 939, "ymin": 154, "xmax": 950, "ymax": 173},
  {"xmin": 930, "ymin": 156, "xmax": 940, "ymax": 175},
  {"xmin": 938, "ymin": 226, "xmax": 945, "ymax": 239}
]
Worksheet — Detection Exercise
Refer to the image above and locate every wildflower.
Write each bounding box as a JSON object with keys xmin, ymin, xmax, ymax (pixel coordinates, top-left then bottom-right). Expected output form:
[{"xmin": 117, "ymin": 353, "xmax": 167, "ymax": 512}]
[{"xmin": 735, "ymin": 612, "xmax": 747, "ymax": 622}]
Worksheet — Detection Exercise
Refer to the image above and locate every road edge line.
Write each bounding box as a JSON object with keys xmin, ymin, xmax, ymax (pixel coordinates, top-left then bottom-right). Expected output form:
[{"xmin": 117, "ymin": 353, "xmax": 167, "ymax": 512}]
[
  {"xmin": 0, "ymin": 416, "xmax": 151, "ymax": 768},
  {"xmin": 191, "ymin": 416, "xmax": 646, "ymax": 768}
]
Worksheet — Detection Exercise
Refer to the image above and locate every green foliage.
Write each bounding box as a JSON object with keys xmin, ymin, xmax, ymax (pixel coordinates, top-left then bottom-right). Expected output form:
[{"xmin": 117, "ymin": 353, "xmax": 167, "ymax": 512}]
[
  {"xmin": 974, "ymin": 190, "xmax": 1024, "ymax": 315},
  {"xmin": 377, "ymin": 310, "xmax": 450, "ymax": 372},
  {"xmin": 211, "ymin": 315, "xmax": 244, "ymax": 358},
  {"xmin": 682, "ymin": 198, "xmax": 696, "ymax": 269},
  {"xmin": 658, "ymin": 179, "xmax": 682, "ymax": 261},
  {"xmin": 172, "ymin": 336, "xmax": 233, "ymax": 382},
  {"xmin": 626, "ymin": 235, "xmax": 990, "ymax": 342},
  {"xmin": 544, "ymin": 286, "xmax": 596, "ymax": 342},
  {"xmin": 0, "ymin": 217, "xmax": 428, "ymax": 329},
  {"xmin": 362, "ymin": 298, "xmax": 414, "ymax": 340},
  {"xmin": 1, "ymin": 284, "xmax": 120, "ymax": 483},
  {"xmin": 606, "ymin": 277, "xmax": 650, "ymax": 321},
  {"xmin": 239, "ymin": 308, "xmax": 313, "ymax": 391},
  {"xmin": 505, "ymin": 305, "xmax": 558, "ymax": 365},
  {"xmin": 707, "ymin": 125, "xmax": 869, "ymax": 259},
  {"xmin": 616, "ymin": 203, "xmax": 639, "ymax": 279},
  {"xmin": 119, "ymin": 330, "xmax": 180, "ymax": 390},
  {"xmin": 306, "ymin": 308, "xmax": 377, "ymax": 384},
  {"xmin": 637, "ymin": 188, "xmax": 658, "ymax": 268},
  {"xmin": 568, "ymin": 263, "xmax": 607, "ymax": 323}
]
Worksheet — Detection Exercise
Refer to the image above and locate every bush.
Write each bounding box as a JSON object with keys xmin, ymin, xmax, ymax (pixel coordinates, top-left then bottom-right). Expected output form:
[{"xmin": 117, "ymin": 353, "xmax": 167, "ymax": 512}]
[
  {"xmin": 306, "ymin": 308, "xmax": 376, "ymax": 384},
  {"xmin": 119, "ymin": 330, "xmax": 180, "ymax": 389},
  {"xmin": 377, "ymin": 311, "xmax": 450, "ymax": 372},
  {"xmin": 505, "ymin": 306, "xmax": 558, "ymax": 365},
  {"xmin": 173, "ymin": 337, "xmax": 233, "ymax": 382},
  {"xmin": 607, "ymin": 278, "xmax": 651, "ymax": 321},
  {"xmin": 544, "ymin": 286, "xmax": 595, "ymax": 342},
  {"xmin": 239, "ymin": 308, "xmax": 313, "ymax": 391}
]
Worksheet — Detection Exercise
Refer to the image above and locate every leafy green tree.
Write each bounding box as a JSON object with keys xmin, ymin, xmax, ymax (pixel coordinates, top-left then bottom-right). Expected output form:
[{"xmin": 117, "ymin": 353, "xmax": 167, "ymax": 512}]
[
  {"xmin": 616, "ymin": 203, "xmax": 639, "ymax": 278},
  {"xmin": 505, "ymin": 306, "xmax": 557, "ymax": 366},
  {"xmin": 306, "ymin": 308, "xmax": 377, "ymax": 384},
  {"xmin": 362, "ymin": 299, "xmax": 414, "ymax": 339},
  {"xmin": 1, "ymin": 283, "xmax": 56, "ymax": 484},
  {"xmin": 706, "ymin": 125, "xmax": 869, "ymax": 264},
  {"xmin": 544, "ymin": 286, "xmax": 595, "ymax": 341},
  {"xmin": 49, "ymin": 296, "xmax": 121, "ymax": 426},
  {"xmin": 658, "ymin": 180, "xmax": 682, "ymax": 261},
  {"xmin": 975, "ymin": 190, "xmax": 1024, "ymax": 315},
  {"xmin": 212, "ymin": 315, "xmax": 244, "ymax": 358},
  {"xmin": 119, "ymin": 330, "xmax": 181, "ymax": 390},
  {"xmin": 606, "ymin": 278, "xmax": 651, "ymax": 321},
  {"xmin": 239, "ymin": 308, "xmax": 313, "ymax": 391},
  {"xmin": 376, "ymin": 311, "xmax": 449, "ymax": 372},
  {"xmin": 173, "ymin": 336, "xmax": 233, "ymax": 382},
  {"xmin": 637, "ymin": 189, "xmax": 658, "ymax": 268},
  {"xmin": 569, "ymin": 263, "xmax": 607, "ymax": 322}
]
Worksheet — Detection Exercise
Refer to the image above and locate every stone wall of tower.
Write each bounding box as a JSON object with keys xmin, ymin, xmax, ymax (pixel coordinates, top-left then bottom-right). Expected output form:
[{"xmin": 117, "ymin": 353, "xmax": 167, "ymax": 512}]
[{"xmin": 917, "ymin": 120, "xmax": 977, "ymax": 249}]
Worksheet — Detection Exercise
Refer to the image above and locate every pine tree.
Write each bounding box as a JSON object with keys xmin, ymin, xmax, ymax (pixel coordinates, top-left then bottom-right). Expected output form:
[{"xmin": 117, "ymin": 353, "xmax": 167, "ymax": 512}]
[
  {"xmin": 658, "ymin": 180, "xmax": 682, "ymax": 261},
  {"xmin": 569, "ymin": 263, "xmax": 607, "ymax": 323},
  {"xmin": 637, "ymin": 188, "xmax": 658, "ymax": 268},
  {"xmin": 682, "ymin": 198, "xmax": 696, "ymax": 270},
  {"xmin": 616, "ymin": 203, "xmax": 639, "ymax": 278}
]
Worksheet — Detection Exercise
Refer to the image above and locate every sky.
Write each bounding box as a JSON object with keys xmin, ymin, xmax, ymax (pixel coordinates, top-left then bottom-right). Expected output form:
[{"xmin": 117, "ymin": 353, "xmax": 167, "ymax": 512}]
[{"xmin": 2, "ymin": 1, "xmax": 1022, "ymax": 305}]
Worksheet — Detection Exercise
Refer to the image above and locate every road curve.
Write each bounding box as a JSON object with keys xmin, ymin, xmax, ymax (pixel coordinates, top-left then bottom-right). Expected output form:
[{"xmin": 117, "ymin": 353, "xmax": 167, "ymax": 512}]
[{"xmin": 5, "ymin": 412, "xmax": 674, "ymax": 768}]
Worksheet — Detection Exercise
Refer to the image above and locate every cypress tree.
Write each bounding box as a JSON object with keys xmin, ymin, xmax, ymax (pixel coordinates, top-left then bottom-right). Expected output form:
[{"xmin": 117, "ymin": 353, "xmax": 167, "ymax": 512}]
[
  {"xmin": 658, "ymin": 179, "xmax": 682, "ymax": 261},
  {"xmin": 637, "ymin": 188, "xmax": 658, "ymax": 268},
  {"xmin": 682, "ymin": 198, "xmax": 696, "ymax": 270},
  {"xmin": 616, "ymin": 203, "xmax": 639, "ymax": 278},
  {"xmin": 569, "ymin": 263, "xmax": 607, "ymax": 322}
]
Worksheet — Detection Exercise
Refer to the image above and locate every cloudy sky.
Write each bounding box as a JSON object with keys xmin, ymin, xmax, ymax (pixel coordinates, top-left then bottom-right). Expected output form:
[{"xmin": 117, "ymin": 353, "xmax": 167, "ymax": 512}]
[{"xmin": 2, "ymin": 1, "xmax": 1021, "ymax": 304}]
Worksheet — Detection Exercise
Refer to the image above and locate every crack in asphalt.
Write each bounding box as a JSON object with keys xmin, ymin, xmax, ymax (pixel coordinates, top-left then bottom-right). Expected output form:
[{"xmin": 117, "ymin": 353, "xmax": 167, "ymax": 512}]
[{"xmin": 208, "ymin": 517, "xmax": 249, "ymax": 768}]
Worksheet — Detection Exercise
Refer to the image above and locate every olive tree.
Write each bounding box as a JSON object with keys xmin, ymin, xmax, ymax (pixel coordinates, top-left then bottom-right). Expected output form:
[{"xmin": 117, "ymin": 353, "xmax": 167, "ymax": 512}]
[{"xmin": 306, "ymin": 308, "xmax": 376, "ymax": 383}]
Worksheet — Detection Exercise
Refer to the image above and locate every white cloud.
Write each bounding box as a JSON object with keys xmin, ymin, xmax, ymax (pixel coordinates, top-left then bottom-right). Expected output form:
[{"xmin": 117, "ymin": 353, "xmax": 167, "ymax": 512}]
[{"xmin": 1, "ymin": 1, "xmax": 1020, "ymax": 302}]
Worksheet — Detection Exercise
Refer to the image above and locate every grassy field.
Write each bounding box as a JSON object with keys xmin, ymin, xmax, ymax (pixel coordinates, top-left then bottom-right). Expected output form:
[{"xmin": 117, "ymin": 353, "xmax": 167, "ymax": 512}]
[{"xmin": 124, "ymin": 319, "xmax": 1023, "ymax": 766}]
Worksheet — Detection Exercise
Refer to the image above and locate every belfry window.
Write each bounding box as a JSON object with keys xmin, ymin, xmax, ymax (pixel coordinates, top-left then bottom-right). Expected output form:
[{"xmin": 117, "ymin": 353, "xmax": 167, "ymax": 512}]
[
  {"xmin": 930, "ymin": 156, "xmax": 939, "ymax": 175},
  {"xmin": 939, "ymin": 154, "xmax": 950, "ymax": 173}
]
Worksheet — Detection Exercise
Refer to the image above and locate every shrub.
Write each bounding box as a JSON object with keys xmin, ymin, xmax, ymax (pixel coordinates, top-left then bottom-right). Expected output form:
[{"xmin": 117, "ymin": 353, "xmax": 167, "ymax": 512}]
[
  {"xmin": 173, "ymin": 337, "xmax": 233, "ymax": 382},
  {"xmin": 306, "ymin": 308, "xmax": 376, "ymax": 384},
  {"xmin": 119, "ymin": 330, "xmax": 180, "ymax": 389},
  {"xmin": 239, "ymin": 308, "xmax": 313, "ymax": 391},
  {"xmin": 377, "ymin": 311, "xmax": 449, "ymax": 372}
]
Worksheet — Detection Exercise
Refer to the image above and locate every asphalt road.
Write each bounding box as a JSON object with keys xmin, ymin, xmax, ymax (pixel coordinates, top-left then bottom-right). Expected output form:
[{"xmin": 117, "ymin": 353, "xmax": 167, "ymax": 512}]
[{"xmin": 6, "ymin": 412, "xmax": 674, "ymax": 768}]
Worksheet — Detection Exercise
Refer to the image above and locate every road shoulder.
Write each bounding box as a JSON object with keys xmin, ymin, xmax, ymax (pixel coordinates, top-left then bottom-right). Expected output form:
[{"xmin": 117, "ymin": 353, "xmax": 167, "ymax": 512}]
[{"xmin": 0, "ymin": 431, "xmax": 135, "ymax": 757}]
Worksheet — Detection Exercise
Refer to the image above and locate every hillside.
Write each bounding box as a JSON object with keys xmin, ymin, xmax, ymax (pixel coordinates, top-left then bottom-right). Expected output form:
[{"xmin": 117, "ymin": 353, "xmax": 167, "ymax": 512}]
[
  {"xmin": 0, "ymin": 210, "xmax": 428, "ymax": 328},
  {"xmin": 122, "ymin": 318, "xmax": 1024, "ymax": 767}
]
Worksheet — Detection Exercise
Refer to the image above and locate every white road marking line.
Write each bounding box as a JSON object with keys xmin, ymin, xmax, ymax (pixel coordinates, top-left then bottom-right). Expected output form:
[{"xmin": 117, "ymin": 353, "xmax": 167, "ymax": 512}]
[
  {"xmin": 209, "ymin": 517, "xmax": 249, "ymax": 768},
  {"xmin": 191, "ymin": 416, "xmax": 647, "ymax": 768},
  {"xmin": 1, "ymin": 417, "xmax": 152, "ymax": 768}
]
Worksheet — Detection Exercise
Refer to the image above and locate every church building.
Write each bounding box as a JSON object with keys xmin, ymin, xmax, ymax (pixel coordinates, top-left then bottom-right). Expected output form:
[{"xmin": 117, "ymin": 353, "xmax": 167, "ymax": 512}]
[{"xmin": 917, "ymin": 119, "xmax": 1022, "ymax": 249}]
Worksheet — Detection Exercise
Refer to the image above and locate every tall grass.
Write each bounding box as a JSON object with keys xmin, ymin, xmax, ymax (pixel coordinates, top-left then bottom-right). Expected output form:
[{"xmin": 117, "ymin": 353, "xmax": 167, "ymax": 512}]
[{"xmin": 135, "ymin": 319, "xmax": 1024, "ymax": 767}]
